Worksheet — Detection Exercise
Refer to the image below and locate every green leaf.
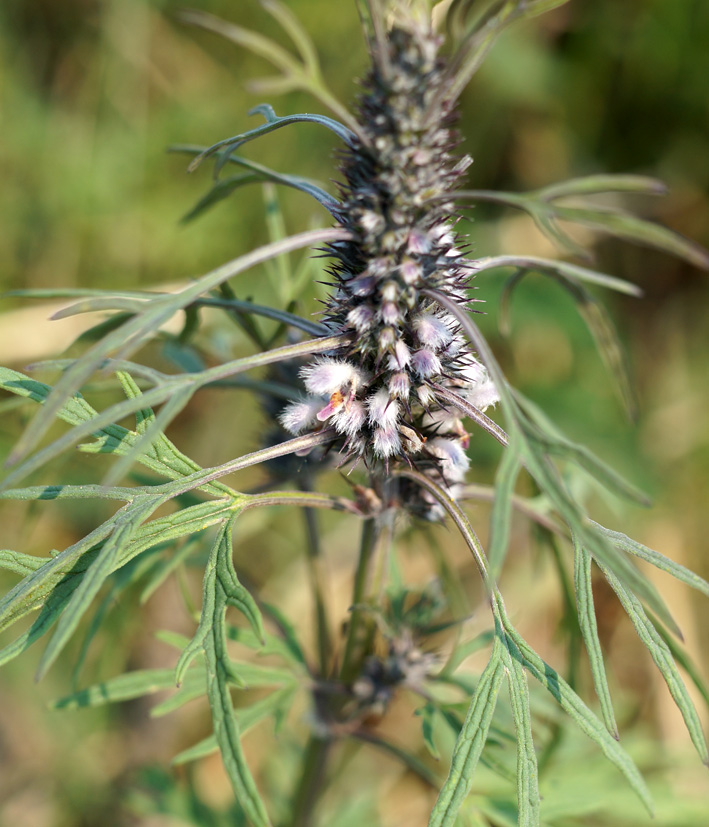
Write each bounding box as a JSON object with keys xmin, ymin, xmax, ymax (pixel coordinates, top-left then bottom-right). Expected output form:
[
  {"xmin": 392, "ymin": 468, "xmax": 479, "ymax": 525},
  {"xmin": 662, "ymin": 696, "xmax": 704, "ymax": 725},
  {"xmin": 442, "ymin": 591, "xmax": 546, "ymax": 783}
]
[
  {"xmin": 172, "ymin": 733, "xmax": 219, "ymax": 766},
  {"xmin": 428, "ymin": 639, "xmax": 506, "ymax": 827},
  {"xmin": 0, "ymin": 499, "xmax": 236, "ymax": 664},
  {"xmin": 499, "ymin": 636, "xmax": 540, "ymax": 827},
  {"xmin": 151, "ymin": 671, "xmax": 207, "ymax": 718},
  {"xmin": 538, "ymin": 174, "xmax": 668, "ymax": 199},
  {"xmin": 202, "ymin": 525, "xmax": 273, "ymax": 826},
  {"xmin": 140, "ymin": 538, "xmax": 200, "ymax": 606},
  {"xmin": 445, "ymin": 0, "xmax": 572, "ymax": 103},
  {"xmin": 651, "ymin": 619, "xmax": 709, "ymax": 710},
  {"xmin": 172, "ymin": 146, "xmax": 340, "ymax": 215},
  {"xmin": 439, "ymin": 630, "xmax": 495, "ymax": 677},
  {"xmin": 551, "ymin": 204, "xmax": 709, "ymax": 270},
  {"xmin": 475, "ymin": 254, "xmax": 643, "ymax": 297},
  {"xmin": 184, "ymin": 104, "xmax": 353, "ymax": 175},
  {"xmin": 460, "ymin": 176, "xmax": 709, "ymax": 270},
  {"xmin": 418, "ymin": 703, "xmax": 441, "ymax": 761},
  {"xmin": 171, "ymin": 686, "xmax": 297, "ymax": 766},
  {"xmin": 498, "ymin": 610, "xmax": 653, "ymax": 814},
  {"xmin": 0, "ymin": 549, "xmax": 47, "ymax": 576},
  {"xmin": 487, "ymin": 432, "xmax": 522, "ymax": 577},
  {"xmin": 2, "ymin": 335, "xmax": 343, "ymax": 492},
  {"xmin": 573, "ymin": 539, "xmax": 618, "ymax": 738},
  {"xmin": 0, "ymin": 367, "xmax": 234, "ymax": 500},
  {"xmin": 500, "ymin": 268, "xmax": 638, "ymax": 418},
  {"xmin": 177, "ymin": 8, "xmax": 358, "ymax": 133},
  {"xmin": 424, "ymin": 291, "xmax": 681, "ymax": 638},
  {"xmin": 4, "ymin": 228, "xmax": 347, "ymax": 471},
  {"xmin": 181, "ymin": 173, "xmax": 261, "ymax": 222},
  {"xmin": 599, "ymin": 562, "xmax": 709, "ymax": 765},
  {"xmin": 51, "ymin": 668, "xmax": 187, "ymax": 710},
  {"xmin": 35, "ymin": 497, "xmax": 161, "ymax": 680},
  {"xmin": 593, "ymin": 522, "xmax": 709, "ymax": 599},
  {"xmin": 0, "ymin": 518, "xmax": 116, "ymax": 637},
  {"xmin": 258, "ymin": 600, "xmax": 308, "ymax": 668}
]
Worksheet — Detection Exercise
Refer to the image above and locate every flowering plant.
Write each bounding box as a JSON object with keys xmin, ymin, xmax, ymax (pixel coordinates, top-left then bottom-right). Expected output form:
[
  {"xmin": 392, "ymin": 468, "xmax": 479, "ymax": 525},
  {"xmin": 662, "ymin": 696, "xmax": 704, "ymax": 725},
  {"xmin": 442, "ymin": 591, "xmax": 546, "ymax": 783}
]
[{"xmin": 1, "ymin": 1, "xmax": 707, "ymax": 825}]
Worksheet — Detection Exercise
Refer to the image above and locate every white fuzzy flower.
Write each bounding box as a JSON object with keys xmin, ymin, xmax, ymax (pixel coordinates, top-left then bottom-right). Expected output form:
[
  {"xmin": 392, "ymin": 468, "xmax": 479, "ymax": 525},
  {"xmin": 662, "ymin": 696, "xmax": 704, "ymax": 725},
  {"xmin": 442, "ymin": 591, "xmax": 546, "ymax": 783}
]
[
  {"xmin": 381, "ymin": 302, "xmax": 400, "ymax": 324},
  {"xmin": 401, "ymin": 259, "xmax": 421, "ymax": 285},
  {"xmin": 407, "ymin": 230, "xmax": 431, "ymax": 254},
  {"xmin": 373, "ymin": 426, "xmax": 401, "ymax": 458},
  {"xmin": 387, "ymin": 340, "xmax": 411, "ymax": 370},
  {"xmin": 414, "ymin": 313, "xmax": 454, "ymax": 349},
  {"xmin": 421, "ymin": 407, "xmax": 460, "ymax": 434},
  {"xmin": 388, "ymin": 371, "xmax": 410, "ymax": 399},
  {"xmin": 367, "ymin": 388, "xmax": 400, "ymax": 430},
  {"xmin": 458, "ymin": 358, "xmax": 486, "ymax": 386},
  {"xmin": 279, "ymin": 399, "xmax": 323, "ymax": 434},
  {"xmin": 347, "ymin": 304, "xmax": 374, "ymax": 332},
  {"xmin": 301, "ymin": 358, "xmax": 365, "ymax": 396},
  {"xmin": 463, "ymin": 377, "xmax": 499, "ymax": 411},
  {"xmin": 417, "ymin": 384, "xmax": 436, "ymax": 406},
  {"xmin": 428, "ymin": 437, "xmax": 470, "ymax": 482},
  {"xmin": 428, "ymin": 223, "xmax": 455, "ymax": 248},
  {"xmin": 411, "ymin": 349, "xmax": 442, "ymax": 378},
  {"xmin": 441, "ymin": 333, "xmax": 465, "ymax": 358},
  {"xmin": 331, "ymin": 399, "xmax": 366, "ymax": 437},
  {"xmin": 359, "ymin": 210, "xmax": 385, "ymax": 234}
]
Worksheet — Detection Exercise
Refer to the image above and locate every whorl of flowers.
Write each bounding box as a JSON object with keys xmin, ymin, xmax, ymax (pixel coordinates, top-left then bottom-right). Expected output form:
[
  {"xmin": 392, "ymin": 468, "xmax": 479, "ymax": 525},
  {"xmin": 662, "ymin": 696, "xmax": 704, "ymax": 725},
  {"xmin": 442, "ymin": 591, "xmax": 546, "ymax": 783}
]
[{"xmin": 280, "ymin": 13, "xmax": 498, "ymax": 517}]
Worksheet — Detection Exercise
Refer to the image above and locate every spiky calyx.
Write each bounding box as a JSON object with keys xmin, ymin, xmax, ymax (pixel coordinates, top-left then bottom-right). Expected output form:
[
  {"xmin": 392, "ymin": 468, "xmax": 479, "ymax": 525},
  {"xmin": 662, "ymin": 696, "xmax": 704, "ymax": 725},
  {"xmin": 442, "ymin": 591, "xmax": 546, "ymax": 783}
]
[{"xmin": 281, "ymin": 13, "xmax": 497, "ymax": 517}]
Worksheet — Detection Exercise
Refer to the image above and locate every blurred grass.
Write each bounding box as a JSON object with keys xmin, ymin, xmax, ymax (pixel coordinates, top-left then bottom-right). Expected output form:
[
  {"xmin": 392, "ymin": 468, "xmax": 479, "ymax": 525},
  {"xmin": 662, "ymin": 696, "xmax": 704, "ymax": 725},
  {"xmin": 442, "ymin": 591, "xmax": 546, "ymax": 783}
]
[{"xmin": 1, "ymin": 1, "xmax": 708, "ymax": 824}]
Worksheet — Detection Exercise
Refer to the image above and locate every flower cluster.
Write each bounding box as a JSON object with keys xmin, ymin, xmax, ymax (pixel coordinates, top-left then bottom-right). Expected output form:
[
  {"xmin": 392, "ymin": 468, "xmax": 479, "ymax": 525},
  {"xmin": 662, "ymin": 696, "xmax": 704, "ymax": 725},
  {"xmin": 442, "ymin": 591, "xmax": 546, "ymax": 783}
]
[{"xmin": 280, "ymin": 12, "xmax": 497, "ymax": 517}]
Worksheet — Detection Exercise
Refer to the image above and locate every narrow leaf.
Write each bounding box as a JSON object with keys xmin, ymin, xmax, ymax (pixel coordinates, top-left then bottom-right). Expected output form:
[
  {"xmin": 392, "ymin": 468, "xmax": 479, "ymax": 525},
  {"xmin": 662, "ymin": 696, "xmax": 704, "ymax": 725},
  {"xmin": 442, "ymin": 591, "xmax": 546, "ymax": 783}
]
[
  {"xmin": 499, "ymin": 636, "xmax": 540, "ymax": 827},
  {"xmin": 473, "ymin": 255, "xmax": 642, "ymax": 297},
  {"xmin": 488, "ymin": 433, "xmax": 522, "ymax": 577},
  {"xmin": 0, "ymin": 550, "xmax": 47, "ymax": 576},
  {"xmin": 573, "ymin": 538, "xmax": 618, "ymax": 738},
  {"xmin": 593, "ymin": 522, "xmax": 709, "ymax": 599},
  {"xmin": 52, "ymin": 668, "xmax": 183, "ymax": 710},
  {"xmin": 552, "ymin": 205, "xmax": 709, "ymax": 270}
]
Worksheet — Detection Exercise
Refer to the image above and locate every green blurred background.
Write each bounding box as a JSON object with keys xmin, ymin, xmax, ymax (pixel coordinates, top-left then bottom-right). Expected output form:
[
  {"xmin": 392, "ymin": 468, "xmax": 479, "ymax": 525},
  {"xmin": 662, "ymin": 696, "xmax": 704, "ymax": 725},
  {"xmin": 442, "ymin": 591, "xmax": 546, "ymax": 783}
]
[{"xmin": 1, "ymin": 1, "xmax": 708, "ymax": 824}]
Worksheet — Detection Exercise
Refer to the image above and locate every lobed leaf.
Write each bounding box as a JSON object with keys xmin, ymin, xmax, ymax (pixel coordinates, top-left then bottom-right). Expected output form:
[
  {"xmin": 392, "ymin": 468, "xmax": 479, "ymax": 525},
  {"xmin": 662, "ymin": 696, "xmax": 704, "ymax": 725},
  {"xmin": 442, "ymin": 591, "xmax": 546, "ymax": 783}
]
[
  {"xmin": 203, "ymin": 523, "xmax": 273, "ymax": 826},
  {"xmin": 428, "ymin": 639, "xmax": 506, "ymax": 827},
  {"xmin": 425, "ymin": 290, "xmax": 681, "ymax": 636},
  {"xmin": 475, "ymin": 254, "xmax": 643, "ymax": 297},
  {"xmin": 498, "ymin": 606, "xmax": 653, "ymax": 814}
]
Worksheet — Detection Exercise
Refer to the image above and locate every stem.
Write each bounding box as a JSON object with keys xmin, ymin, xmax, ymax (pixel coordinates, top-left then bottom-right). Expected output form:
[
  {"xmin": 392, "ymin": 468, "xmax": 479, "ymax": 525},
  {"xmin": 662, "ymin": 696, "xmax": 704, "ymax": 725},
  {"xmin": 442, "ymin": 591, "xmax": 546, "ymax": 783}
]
[
  {"xmin": 290, "ymin": 734, "xmax": 333, "ymax": 827},
  {"xmin": 339, "ymin": 517, "xmax": 381, "ymax": 684},
  {"xmin": 299, "ymin": 475, "xmax": 333, "ymax": 677}
]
